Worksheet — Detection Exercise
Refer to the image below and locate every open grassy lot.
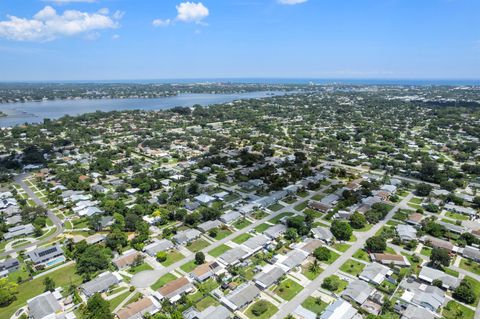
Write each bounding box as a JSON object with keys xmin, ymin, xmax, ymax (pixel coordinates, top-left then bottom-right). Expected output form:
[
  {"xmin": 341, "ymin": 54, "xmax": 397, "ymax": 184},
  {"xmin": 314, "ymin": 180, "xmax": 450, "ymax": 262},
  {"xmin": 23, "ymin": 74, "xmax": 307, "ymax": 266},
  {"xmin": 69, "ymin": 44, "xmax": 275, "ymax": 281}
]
[
  {"xmin": 294, "ymin": 201, "xmax": 308, "ymax": 211},
  {"xmin": 208, "ymin": 244, "xmax": 232, "ymax": 257},
  {"xmin": 232, "ymin": 233, "xmax": 252, "ymax": 244},
  {"xmin": 302, "ymin": 296, "xmax": 328, "ymax": 315},
  {"xmin": 127, "ymin": 262, "xmax": 153, "ymax": 274},
  {"xmin": 233, "ymin": 219, "xmax": 252, "ymax": 229},
  {"xmin": 352, "ymin": 249, "xmax": 370, "ymax": 262},
  {"xmin": 160, "ymin": 250, "xmax": 185, "ymax": 266},
  {"xmin": 150, "ymin": 273, "xmax": 177, "ymax": 290},
  {"xmin": 209, "ymin": 228, "xmax": 232, "ymax": 240},
  {"xmin": 267, "ymin": 203, "xmax": 284, "ymax": 212},
  {"xmin": 187, "ymin": 239, "xmax": 210, "ymax": 252},
  {"xmin": 254, "ymin": 223, "xmax": 272, "ymax": 233},
  {"xmin": 459, "ymin": 258, "xmax": 480, "ymax": 276},
  {"xmin": 180, "ymin": 260, "xmax": 198, "ymax": 273},
  {"xmin": 273, "ymin": 279, "xmax": 304, "ymax": 301},
  {"xmin": 443, "ymin": 300, "xmax": 475, "ymax": 319},
  {"xmin": 332, "ymin": 243, "xmax": 351, "ymax": 252},
  {"xmin": 245, "ymin": 300, "xmax": 278, "ymax": 319},
  {"xmin": 0, "ymin": 263, "xmax": 82, "ymax": 319},
  {"xmin": 340, "ymin": 259, "xmax": 366, "ymax": 276}
]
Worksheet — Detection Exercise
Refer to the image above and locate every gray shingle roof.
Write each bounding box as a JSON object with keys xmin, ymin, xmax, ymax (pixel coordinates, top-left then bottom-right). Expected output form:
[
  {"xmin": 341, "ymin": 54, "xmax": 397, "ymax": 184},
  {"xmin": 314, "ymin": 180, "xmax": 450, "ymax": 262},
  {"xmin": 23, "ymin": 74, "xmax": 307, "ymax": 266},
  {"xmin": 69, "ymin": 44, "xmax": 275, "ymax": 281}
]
[
  {"xmin": 28, "ymin": 292, "xmax": 62, "ymax": 319},
  {"xmin": 81, "ymin": 272, "xmax": 120, "ymax": 297},
  {"xmin": 342, "ymin": 279, "xmax": 374, "ymax": 304}
]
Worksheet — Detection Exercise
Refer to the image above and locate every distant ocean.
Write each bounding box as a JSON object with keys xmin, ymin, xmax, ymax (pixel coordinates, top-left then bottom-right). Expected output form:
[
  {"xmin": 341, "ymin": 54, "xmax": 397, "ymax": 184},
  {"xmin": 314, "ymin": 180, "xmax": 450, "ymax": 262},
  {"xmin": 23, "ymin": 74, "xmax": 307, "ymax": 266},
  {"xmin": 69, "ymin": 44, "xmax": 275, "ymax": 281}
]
[{"xmin": 38, "ymin": 78, "xmax": 480, "ymax": 86}]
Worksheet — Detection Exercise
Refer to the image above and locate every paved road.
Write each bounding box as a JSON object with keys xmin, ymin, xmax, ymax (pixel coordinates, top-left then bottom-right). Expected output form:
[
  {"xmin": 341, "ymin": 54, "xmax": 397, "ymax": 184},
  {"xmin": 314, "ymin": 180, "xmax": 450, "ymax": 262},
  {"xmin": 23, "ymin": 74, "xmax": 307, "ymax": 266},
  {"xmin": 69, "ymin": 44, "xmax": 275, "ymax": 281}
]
[
  {"xmin": 270, "ymin": 193, "xmax": 414, "ymax": 319},
  {"xmin": 131, "ymin": 184, "xmax": 332, "ymax": 288},
  {"xmin": 0, "ymin": 173, "xmax": 64, "ymax": 257}
]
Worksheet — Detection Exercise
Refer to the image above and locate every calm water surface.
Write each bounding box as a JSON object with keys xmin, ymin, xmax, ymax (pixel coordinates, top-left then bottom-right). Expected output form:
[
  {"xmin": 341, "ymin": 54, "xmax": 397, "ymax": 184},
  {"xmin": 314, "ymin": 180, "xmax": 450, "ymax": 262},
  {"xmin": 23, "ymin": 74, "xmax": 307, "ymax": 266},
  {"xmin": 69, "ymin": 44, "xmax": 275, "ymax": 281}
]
[{"xmin": 0, "ymin": 91, "xmax": 283, "ymax": 127}]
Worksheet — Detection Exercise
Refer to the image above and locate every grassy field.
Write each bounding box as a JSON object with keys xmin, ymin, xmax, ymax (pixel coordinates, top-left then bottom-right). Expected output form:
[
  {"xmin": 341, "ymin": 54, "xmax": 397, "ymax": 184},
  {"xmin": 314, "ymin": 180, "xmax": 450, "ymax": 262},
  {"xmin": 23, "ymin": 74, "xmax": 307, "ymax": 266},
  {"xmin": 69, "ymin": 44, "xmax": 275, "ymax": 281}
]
[
  {"xmin": 245, "ymin": 300, "xmax": 278, "ymax": 319},
  {"xmin": 443, "ymin": 300, "xmax": 475, "ymax": 319},
  {"xmin": 150, "ymin": 273, "xmax": 177, "ymax": 290},
  {"xmin": 352, "ymin": 249, "xmax": 370, "ymax": 262},
  {"xmin": 127, "ymin": 262, "xmax": 153, "ymax": 274},
  {"xmin": 302, "ymin": 296, "xmax": 328, "ymax": 315},
  {"xmin": 232, "ymin": 233, "xmax": 252, "ymax": 244},
  {"xmin": 459, "ymin": 258, "xmax": 480, "ymax": 276},
  {"xmin": 186, "ymin": 239, "xmax": 210, "ymax": 252},
  {"xmin": 254, "ymin": 223, "xmax": 272, "ymax": 233},
  {"xmin": 160, "ymin": 250, "xmax": 185, "ymax": 266},
  {"xmin": 233, "ymin": 219, "xmax": 252, "ymax": 229},
  {"xmin": 0, "ymin": 263, "xmax": 82, "ymax": 319},
  {"xmin": 340, "ymin": 259, "xmax": 366, "ymax": 276},
  {"xmin": 208, "ymin": 244, "xmax": 232, "ymax": 257},
  {"xmin": 273, "ymin": 279, "xmax": 304, "ymax": 301}
]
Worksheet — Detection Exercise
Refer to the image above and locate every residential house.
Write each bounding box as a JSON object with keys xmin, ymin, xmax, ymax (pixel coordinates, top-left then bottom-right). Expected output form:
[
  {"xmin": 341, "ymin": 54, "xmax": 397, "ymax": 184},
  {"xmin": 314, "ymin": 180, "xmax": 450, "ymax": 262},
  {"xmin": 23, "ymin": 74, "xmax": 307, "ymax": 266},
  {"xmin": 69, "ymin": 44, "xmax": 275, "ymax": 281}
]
[
  {"xmin": 3, "ymin": 223, "xmax": 35, "ymax": 240},
  {"xmin": 462, "ymin": 245, "xmax": 480, "ymax": 262},
  {"xmin": 183, "ymin": 305, "xmax": 232, "ymax": 319},
  {"xmin": 311, "ymin": 227, "xmax": 334, "ymax": 243},
  {"xmin": 218, "ymin": 247, "xmax": 248, "ymax": 266},
  {"xmin": 254, "ymin": 265, "xmax": 285, "ymax": 289},
  {"xmin": 157, "ymin": 277, "xmax": 194, "ymax": 303},
  {"xmin": 406, "ymin": 213, "xmax": 423, "ymax": 228},
  {"xmin": 263, "ymin": 224, "xmax": 287, "ymax": 239},
  {"xmin": 116, "ymin": 296, "xmax": 160, "ymax": 319},
  {"xmin": 342, "ymin": 279, "xmax": 375, "ymax": 305},
  {"xmin": 220, "ymin": 211, "xmax": 241, "ymax": 224},
  {"xmin": 81, "ymin": 272, "xmax": 121, "ymax": 297},
  {"xmin": 190, "ymin": 261, "xmax": 223, "ymax": 282},
  {"xmin": 221, "ymin": 283, "xmax": 260, "ymax": 311},
  {"xmin": 421, "ymin": 235, "xmax": 456, "ymax": 252},
  {"xmin": 241, "ymin": 234, "xmax": 270, "ymax": 255},
  {"xmin": 173, "ymin": 229, "xmax": 201, "ymax": 245},
  {"xmin": 28, "ymin": 245, "xmax": 64, "ymax": 266},
  {"xmin": 320, "ymin": 299, "xmax": 358, "ymax": 319},
  {"xmin": 27, "ymin": 291, "xmax": 62, "ymax": 319},
  {"xmin": 399, "ymin": 280, "xmax": 445, "ymax": 312},
  {"xmin": 197, "ymin": 220, "xmax": 223, "ymax": 233},
  {"xmin": 396, "ymin": 225, "xmax": 417, "ymax": 242},
  {"xmin": 371, "ymin": 253, "xmax": 410, "ymax": 267},
  {"xmin": 0, "ymin": 258, "xmax": 20, "ymax": 277},
  {"xmin": 418, "ymin": 266, "xmax": 461, "ymax": 290},
  {"xmin": 113, "ymin": 250, "xmax": 142, "ymax": 270},
  {"xmin": 144, "ymin": 239, "xmax": 174, "ymax": 257},
  {"xmin": 359, "ymin": 263, "xmax": 393, "ymax": 285}
]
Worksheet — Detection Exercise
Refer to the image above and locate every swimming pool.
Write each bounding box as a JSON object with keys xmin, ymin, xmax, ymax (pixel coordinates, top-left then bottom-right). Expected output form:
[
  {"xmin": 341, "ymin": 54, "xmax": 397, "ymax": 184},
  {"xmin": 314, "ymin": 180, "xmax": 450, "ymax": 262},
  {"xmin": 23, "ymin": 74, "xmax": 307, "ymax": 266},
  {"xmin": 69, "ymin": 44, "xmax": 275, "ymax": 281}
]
[{"xmin": 45, "ymin": 256, "xmax": 66, "ymax": 267}]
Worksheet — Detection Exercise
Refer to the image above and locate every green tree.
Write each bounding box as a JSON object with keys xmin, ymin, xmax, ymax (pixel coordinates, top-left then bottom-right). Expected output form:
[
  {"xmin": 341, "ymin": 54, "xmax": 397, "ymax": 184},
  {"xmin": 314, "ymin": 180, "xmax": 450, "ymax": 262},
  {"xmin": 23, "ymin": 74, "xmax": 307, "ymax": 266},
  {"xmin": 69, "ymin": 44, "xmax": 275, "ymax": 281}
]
[
  {"xmin": 251, "ymin": 300, "xmax": 268, "ymax": 316},
  {"xmin": 156, "ymin": 251, "xmax": 167, "ymax": 262},
  {"xmin": 453, "ymin": 280, "xmax": 476, "ymax": 304},
  {"xmin": 430, "ymin": 247, "xmax": 451, "ymax": 268},
  {"xmin": 43, "ymin": 276, "xmax": 55, "ymax": 292},
  {"xmin": 313, "ymin": 247, "xmax": 331, "ymax": 262},
  {"xmin": 84, "ymin": 293, "xmax": 113, "ymax": 319},
  {"xmin": 0, "ymin": 278, "xmax": 18, "ymax": 306},
  {"xmin": 365, "ymin": 236, "xmax": 386, "ymax": 253},
  {"xmin": 195, "ymin": 252, "xmax": 205, "ymax": 265},
  {"xmin": 415, "ymin": 183, "xmax": 433, "ymax": 197},
  {"xmin": 349, "ymin": 211, "xmax": 367, "ymax": 229},
  {"xmin": 330, "ymin": 220, "xmax": 352, "ymax": 241}
]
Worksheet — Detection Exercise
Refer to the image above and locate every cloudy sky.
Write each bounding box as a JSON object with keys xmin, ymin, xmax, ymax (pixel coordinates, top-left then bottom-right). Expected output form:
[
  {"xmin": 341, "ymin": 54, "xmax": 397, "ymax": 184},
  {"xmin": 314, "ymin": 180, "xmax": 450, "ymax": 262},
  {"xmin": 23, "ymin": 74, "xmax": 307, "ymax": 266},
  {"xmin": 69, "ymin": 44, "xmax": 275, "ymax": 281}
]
[{"xmin": 0, "ymin": 0, "xmax": 478, "ymax": 81}]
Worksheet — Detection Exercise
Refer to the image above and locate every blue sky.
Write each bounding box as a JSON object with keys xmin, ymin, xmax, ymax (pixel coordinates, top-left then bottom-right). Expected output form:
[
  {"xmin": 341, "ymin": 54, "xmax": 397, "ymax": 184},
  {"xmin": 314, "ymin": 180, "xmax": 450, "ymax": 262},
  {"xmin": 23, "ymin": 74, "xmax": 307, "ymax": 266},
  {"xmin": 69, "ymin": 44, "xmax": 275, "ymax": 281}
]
[{"xmin": 0, "ymin": 0, "xmax": 478, "ymax": 81}]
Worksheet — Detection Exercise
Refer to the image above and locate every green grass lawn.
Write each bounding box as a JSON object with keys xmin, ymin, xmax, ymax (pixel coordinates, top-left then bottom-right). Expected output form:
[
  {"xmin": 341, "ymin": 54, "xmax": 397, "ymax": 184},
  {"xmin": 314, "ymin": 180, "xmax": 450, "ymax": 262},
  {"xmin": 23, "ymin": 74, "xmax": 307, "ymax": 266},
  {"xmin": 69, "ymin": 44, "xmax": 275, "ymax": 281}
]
[
  {"xmin": 269, "ymin": 212, "xmax": 294, "ymax": 224},
  {"xmin": 180, "ymin": 260, "xmax": 198, "ymax": 273},
  {"xmin": 254, "ymin": 223, "xmax": 272, "ymax": 233},
  {"xmin": 127, "ymin": 262, "xmax": 153, "ymax": 274},
  {"xmin": 302, "ymin": 263, "xmax": 323, "ymax": 280},
  {"xmin": 354, "ymin": 224, "xmax": 373, "ymax": 232},
  {"xmin": 311, "ymin": 194, "xmax": 325, "ymax": 201},
  {"xmin": 444, "ymin": 268, "xmax": 460, "ymax": 278},
  {"xmin": 324, "ymin": 249, "xmax": 340, "ymax": 264},
  {"xmin": 195, "ymin": 295, "xmax": 219, "ymax": 311},
  {"xmin": 245, "ymin": 300, "xmax": 278, "ymax": 319},
  {"xmin": 459, "ymin": 258, "xmax": 480, "ymax": 276},
  {"xmin": 420, "ymin": 247, "xmax": 432, "ymax": 257},
  {"xmin": 332, "ymin": 243, "xmax": 351, "ymax": 252},
  {"xmin": 233, "ymin": 219, "xmax": 252, "ymax": 229},
  {"xmin": 410, "ymin": 197, "xmax": 423, "ymax": 204},
  {"xmin": 340, "ymin": 259, "xmax": 366, "ymax": 276},
  {"xmin": 268, "ymin": 203, "xmax": 284, "ymax": 212},
  {"xmin": 232, "ymin": 233, "xmax": 252, "ymax": 244},
  {"xmin": 0, "ymin": 263, "xmax": 82, "ymax": 319},
  {"xmin": 445, "ymin": 211, "xmax": 470, "ymax": 221},
  {"xmin": 187, "ymin": 239, "xmax": 210, "ymax": 252},
  {"xmin": 302, "ymin": 296, "xmax": 328, "ymax": 315},
  {"xmin": 208, "ymin": 244, "xmax": 232, "ymax": 257},
  {"xmin": 150, "ymin": 273, "xmax": 177, "ymax": 290},
  {"xmin": 160, "ymin": 250, "xmax": 185, "ymax": 266},
  {"xmin": 294, "ymin": 201, "xmax": 308, "ymax": 211},
  {"xmin": 109, "ymin": 291, "xmax": 131, "ymax": 311},
  {"xmin": 353, "ymin": 249, "xmax": 370, "ymax": 262},
  {"xmin": 322, "ymin": 275, "xmax": 347, "ymax": 293},
  {"xmin": 443, "ymin": 300, "xmax": 475, "ymax": 319},
  {"xmin": 210, "ymin": 228, "xmax": 232, "ymax": 240},
  {"xmin": 464, "ymin": 276, "xmax": 480, "ymax": 305},
  {"xmin": 273, "ymin": 279, "xmax": 304, "ymax": 301}
]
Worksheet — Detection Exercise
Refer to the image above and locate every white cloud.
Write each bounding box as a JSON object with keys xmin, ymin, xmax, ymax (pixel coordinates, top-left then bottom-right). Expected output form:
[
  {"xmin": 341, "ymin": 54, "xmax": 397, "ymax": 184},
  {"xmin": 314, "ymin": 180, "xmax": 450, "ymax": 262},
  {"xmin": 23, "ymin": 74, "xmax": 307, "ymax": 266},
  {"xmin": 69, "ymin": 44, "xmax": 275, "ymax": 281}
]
[
  {"xmin": 153, "ymin": 2, "xmax": 209, "ymax": 27},
  {"xmin": 176, "ymin": 2, "xmax": 209, "ymax": 23},
  {"xmin": 152, "ymin": 19, "xmax": 172, "ymax": 27},
  {"xmin": 0, "ymin": 6, "xmax": 122, "ymax": 42},
  {"xmin": 112, "ymin": 34, "xmax": 120, "ymax": 40},
  {"xmin": 278, "ymin": 0, "xmax": 308, "ymax": 5}
]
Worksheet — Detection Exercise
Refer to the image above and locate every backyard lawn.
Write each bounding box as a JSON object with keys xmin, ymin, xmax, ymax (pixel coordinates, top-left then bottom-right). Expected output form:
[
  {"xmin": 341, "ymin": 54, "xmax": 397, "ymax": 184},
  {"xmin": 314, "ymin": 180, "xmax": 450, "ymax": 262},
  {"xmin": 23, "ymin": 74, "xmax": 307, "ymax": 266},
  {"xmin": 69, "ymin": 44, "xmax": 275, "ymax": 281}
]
[
  {"xmin": 0, "ymin": 263, "xmax": 82, "ymax": 319},
  {"xmin": 443, "ymin": 300, "xmax": 475, "ymax": 319},
  {"xmin": 195, "ymin": 295, "xmax": 219, "ymax": 311},
  {"xmin": 273, "ymin": 279, "xmax": 304, "ymax": 301}
]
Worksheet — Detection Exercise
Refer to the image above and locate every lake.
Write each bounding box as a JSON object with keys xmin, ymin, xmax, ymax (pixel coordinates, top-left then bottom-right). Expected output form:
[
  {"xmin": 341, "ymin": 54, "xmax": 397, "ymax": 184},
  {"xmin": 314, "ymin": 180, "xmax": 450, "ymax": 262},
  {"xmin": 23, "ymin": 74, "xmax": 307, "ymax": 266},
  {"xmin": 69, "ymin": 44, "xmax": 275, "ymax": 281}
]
[{"xmin": 0, "ymin": 91, "xmax": 283, "ymax": 127}]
